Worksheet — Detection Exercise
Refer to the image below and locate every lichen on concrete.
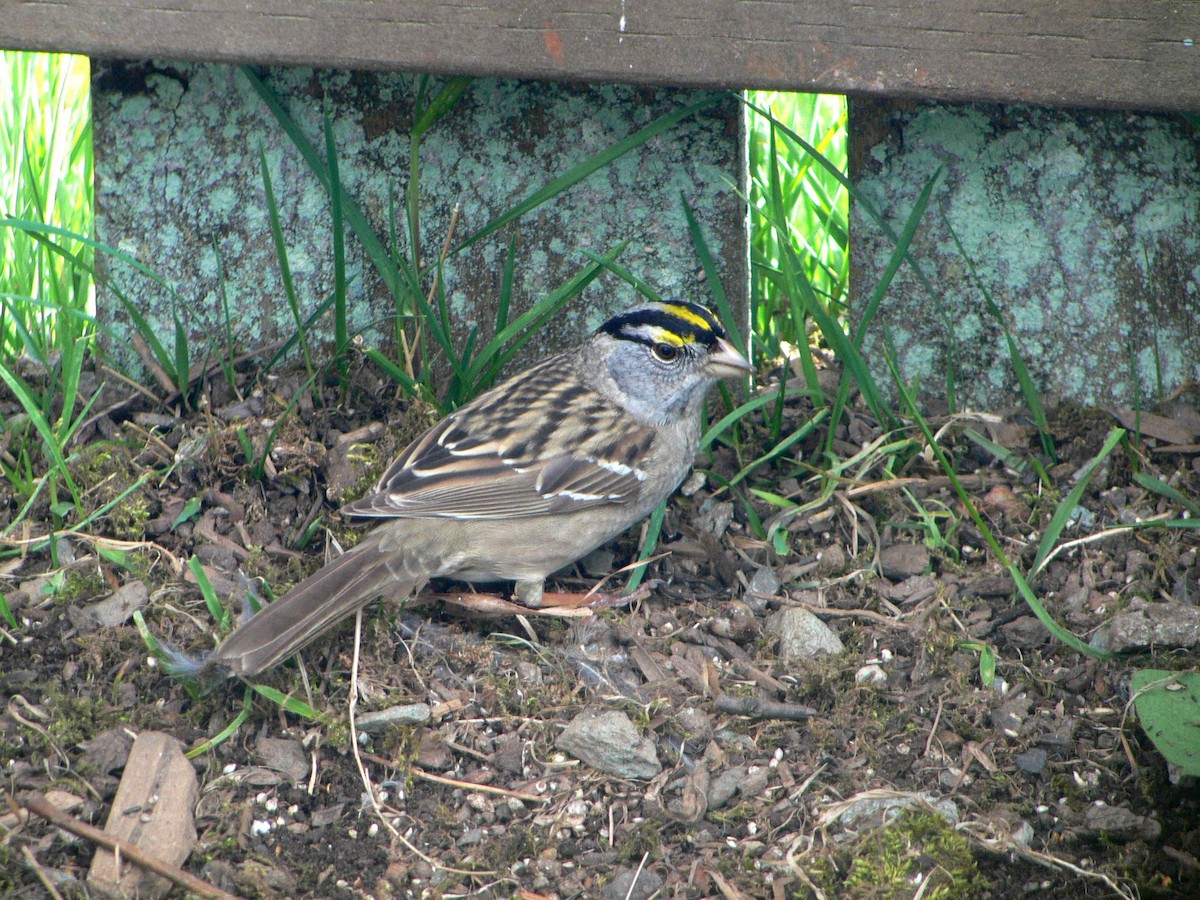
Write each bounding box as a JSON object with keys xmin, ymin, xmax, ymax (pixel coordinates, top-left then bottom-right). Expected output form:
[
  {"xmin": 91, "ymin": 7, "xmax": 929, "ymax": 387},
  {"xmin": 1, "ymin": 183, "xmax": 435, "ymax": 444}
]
[
  {"xmin": 851, "ymin": 100, "xmax": 1200, "ymax": 410},
  {"xmin": 92, "ymin": 63, "xmax": 744, "ymax": 380}
]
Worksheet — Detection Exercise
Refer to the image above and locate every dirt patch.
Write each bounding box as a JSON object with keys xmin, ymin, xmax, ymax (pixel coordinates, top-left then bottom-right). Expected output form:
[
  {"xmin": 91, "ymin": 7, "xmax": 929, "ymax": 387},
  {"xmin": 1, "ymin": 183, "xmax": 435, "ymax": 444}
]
[{"xmin": 2, "ymin": 362, "xmax": 1199, "ymax": 898}]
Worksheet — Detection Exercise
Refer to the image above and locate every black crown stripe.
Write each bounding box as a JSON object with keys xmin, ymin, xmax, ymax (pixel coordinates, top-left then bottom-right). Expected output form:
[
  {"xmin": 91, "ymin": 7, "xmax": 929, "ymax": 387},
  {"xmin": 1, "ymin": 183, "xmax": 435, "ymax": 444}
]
[{"xmin": 600, "ymin": 305, "xmax": 724, "ymax": 347}]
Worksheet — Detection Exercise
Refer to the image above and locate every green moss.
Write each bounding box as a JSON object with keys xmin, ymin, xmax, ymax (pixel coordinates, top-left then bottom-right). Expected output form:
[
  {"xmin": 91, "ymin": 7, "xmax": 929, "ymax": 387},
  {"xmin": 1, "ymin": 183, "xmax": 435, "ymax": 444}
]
[
  {"xmin": 613, "ymin": 819, "xmax": 665, "ymax": 864},
  {"xmin": 824, "ymin": 809, "xmax": 987, "ymax": 899},
  {"xmin": 38, "ymin": 686, "xmax": 118, "ymax": 758},
  {"xmin": 47, "ymin": 567, "xmax": 106, "ymax": 604},
  {"xmin": 69, "ymin": 442, "xmax": 153, "ymax": 540}
]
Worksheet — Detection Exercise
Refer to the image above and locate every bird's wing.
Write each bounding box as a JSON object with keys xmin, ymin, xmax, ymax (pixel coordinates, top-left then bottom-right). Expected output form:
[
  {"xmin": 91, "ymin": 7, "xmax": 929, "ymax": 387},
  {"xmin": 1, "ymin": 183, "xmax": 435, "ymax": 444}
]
[{"xmin": 341, "ymin": 360, "xmax": 654, "ymax": 520}]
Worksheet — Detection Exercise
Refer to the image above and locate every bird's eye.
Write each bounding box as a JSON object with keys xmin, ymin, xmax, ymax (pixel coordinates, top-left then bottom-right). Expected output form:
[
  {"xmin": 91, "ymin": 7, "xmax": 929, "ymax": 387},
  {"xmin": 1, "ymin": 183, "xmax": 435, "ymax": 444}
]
[{"xmin": 652, "ymin": 342, "xmax": 680, "ymax": 362}]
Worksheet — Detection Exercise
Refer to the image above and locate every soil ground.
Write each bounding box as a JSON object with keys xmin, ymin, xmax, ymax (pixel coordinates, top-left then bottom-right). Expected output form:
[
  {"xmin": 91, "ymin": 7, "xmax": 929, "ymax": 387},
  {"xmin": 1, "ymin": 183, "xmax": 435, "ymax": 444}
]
[{"xmin": 2, "ymin": 359, "xmax": 1199, "ymax": 898}]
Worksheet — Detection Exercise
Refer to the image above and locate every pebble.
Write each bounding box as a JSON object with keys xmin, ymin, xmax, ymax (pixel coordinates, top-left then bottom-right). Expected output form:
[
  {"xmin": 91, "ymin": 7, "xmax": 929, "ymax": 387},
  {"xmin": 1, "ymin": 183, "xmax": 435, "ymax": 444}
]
[
  {"xmin": 767, "ymin": 607, "xmax": 844, "ymax": 662},
  {"xmin": 815, "ymin": 544, "xmax": 847, "ymax": 575},
  {"xmin": 555, "ymin": 709, "xmax": 661, "ymax": 779},
  {"xmin": 600, "ymin": 867, "xmax": 663, "ymax": 900},
  {"xmin": 1015, "ymin": 748, "xmax": 1048, "ymax": 775},
  {"xmin": 879, "ymin": 543, "xmax": 931, "ymax": 580},
  {"xmin": 1107, "ymin": 599, "xmax": 1200, "ymax": 652},
  {"xmin": 355, "ymin": 703, "xmax": 432, "ymax": 734},
  {"xmin": 855, "ymin": 664, "xmax": 887, "ymax": 684}
]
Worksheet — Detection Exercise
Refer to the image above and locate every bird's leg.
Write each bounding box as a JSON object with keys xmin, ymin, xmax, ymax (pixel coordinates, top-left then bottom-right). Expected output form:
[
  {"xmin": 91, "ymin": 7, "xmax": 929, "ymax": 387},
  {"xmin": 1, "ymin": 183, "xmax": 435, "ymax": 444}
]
[{"xmin": 512, "ymin": 579, "xmax": 544, "ymax": 608}]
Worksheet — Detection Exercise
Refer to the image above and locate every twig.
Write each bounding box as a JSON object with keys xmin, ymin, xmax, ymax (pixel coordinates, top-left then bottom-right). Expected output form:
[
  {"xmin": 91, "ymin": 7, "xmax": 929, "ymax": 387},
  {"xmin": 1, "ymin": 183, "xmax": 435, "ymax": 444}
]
[
  {"xmin": 357, "ymin": 751, "xmax": 547, "ymax": 804},
  {"xmin": 625, "ymin": 851, "xmax": 650, "ymax": 900},
  {"xmin": 20, "ymin": 845, "xmax": 65, "ymax": 900},
  {"xmin": 959, "ymin": 818, "xmax": 1135, "ymax": 900},
  {"xmin": 731, "ymin": 658, "xmax": 789, "ymax": 695},
  {"xmin": 786, "ymin": 598, "xmax": 901, "ymax": 627},
  {"xmin": 715, "ymin": 695, "xmax": 817, "ymax": 721},
  {"xmin": 18, "ymin": 791, "xmax": 237, "ymax": 900},
  {"xmin": 0, "ymin": 531, "xmax": 183, "ymax": 575},
  {"xmin": 130, "ymin": 333, "xmax": 177, "ymax": 395},
  {"xmin": 412, "ymin": 767, "xmax": 548, "ymax": 805},
  {"xmin": 709, "ymin": 866, "xmax": 755, "ymax": 900},
  {"xmin": 348, "ymin": 610, "xmax": 403, "ymax": 839},
  {"xmin": 347, "ymin": 612, "xmax": 479, "ymax": 877},
  {"xmin": 1028, "ymin": 513, "xmax": 1175, "ymax": 581}
]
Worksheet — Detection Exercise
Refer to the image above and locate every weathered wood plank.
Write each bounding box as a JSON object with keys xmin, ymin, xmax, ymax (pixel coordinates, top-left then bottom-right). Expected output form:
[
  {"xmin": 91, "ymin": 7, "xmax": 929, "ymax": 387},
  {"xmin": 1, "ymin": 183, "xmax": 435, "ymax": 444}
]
[{"xmin": 2, "ymin": 1, "xmax": 1197, "ymax": 110}]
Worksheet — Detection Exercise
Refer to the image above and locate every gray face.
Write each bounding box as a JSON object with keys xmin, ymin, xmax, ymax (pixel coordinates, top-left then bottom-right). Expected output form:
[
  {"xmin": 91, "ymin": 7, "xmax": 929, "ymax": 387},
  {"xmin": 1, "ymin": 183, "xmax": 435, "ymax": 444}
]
[
  {"xmin": 585, "ymin": 301, "xmax": 739, "ymax": 426},
  {"xmin": 601, "ymin": 333, "xmax": 721, "ymax": 423}
]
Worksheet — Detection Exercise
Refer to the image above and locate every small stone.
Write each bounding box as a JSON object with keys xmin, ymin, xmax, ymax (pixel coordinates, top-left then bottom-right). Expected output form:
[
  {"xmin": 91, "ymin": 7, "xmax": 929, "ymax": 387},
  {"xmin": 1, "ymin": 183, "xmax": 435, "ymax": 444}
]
[
  {"xmin": 1015, "ymin": 748, "xmax": 1048, "ymax": 775},
  {"xmin": 78, "ymin": 728, "xmax": 135, "ymax": 774},
  {"xmin": 697, "ymin": 500, "xmax": 735, "ymax": 538},
  {"xmin": 815, "ymin": 544, "xmax": 847, "ymax": 576},
  {"xmin": 1082, "ymin": 805, "xmax": 1161, "ymax": 843},
  {"xmin": 601, "ymin": 867, "xmax": 663, "ymax": 900},
  {"xmin": 855, "ymin": 664, "xmax": 888, "ymax": 684},
  {"xmin": 490, "ymin": 732, "xmax": 525, "ymax": 775},
  {"xmin": 255, "ymin": 737, "xmax": 309, "ymax": 783},
  {"xmin": 674, "ymin": 707, "xmax": 714, "ymax": 755},
  {"xmin": 1108, "ymin": 600, "xmax": 1200, "ymax": 652},
  {"xmin": 999, "ymin": 615, "xmax": 1050, "ymax": 648},
  {"xmin": 87, "ymin": 732, "xmax": 198, "ymax": 899},
  {"xmin": 68, "ymin": 581, "xmax": 150, "ymax": 631},
  {"xmin": 747, "ymin": 565, "xmax": 781, "ymax": 600},
  {"xmin": 1010, "ymin": 819, "xmax": 1035, "ymax": 849},
  {"xmin": 879, "ymin": 543, "xmax": 930, "ymax": 580},
  {"xmin": 879, "ymin": 573, "xmax": 938, "ymax": 603},
  {"xmin": 707, "ymin": 766, "xmax": 745, "ymax": 810},
  {"xmin": 768, "ymin": 607, "xmax": 844, "ymax": 663},
  {"xmin": 992, "ymin": 694, "xmax": 1033, "ymax": 738},
  {"xmin": 556, "ymin": 709, "xmax": 661, "ymax": 779},
  {"xmin": 356, "ymin": 703, "xmax": 432, "ymax": 734},
  {"xmin": 739, "ymin": 766, "xmax": 770, "ymax": 799},
  {"xmin": 828, "ymin": 793, "xmax": 959, "ymax": 830},
  {"xmin": 710, "ymin": 601, "xmax": 758, "ymax": 640},
  {"xmin": 459, "ymin": 828, "xmax": 485, "ymax": 846}
]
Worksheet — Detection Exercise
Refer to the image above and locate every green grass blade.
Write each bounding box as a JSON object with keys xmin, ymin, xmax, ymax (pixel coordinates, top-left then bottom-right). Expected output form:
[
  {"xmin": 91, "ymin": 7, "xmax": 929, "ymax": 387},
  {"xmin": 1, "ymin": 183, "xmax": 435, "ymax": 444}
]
[
  {"xmin": 259, "ymin": 145, "xmax": 315, "ymax": 381},
  {"xmin": 625, "ymin": 501, "xmax": 667, "ymax": 593},
  {"xmin": 0, "ymin": 363, "xmax": 81, "ymax": 510},
  {"xmin": 1132, "ymin": 471, "xmax": 1200, "ymax": 518},
  {"xmin": 881, "ymin": 334, "xmax": 1109, "ymax": 660},
  {"xmin": 324, "ymin": 104, "xmax": 349, "ymax": 362},
  {"xmin": 411, "ymin": 76, "xmax": 474, "ymax": 141},
  {"xmin": 187, "ymin": 555, "xmax": 230, "ymax": 630},
  {"xmin": 250, "ymin": 683, "xmax": 328, "ymax": 721},
  {"xmin": 699, "ymin": 386, "xmax": 816, "ymax": 453},
  {"xmin": 241, "ymin": 68, "xmax": 408, "ymax": 302},
  {"xmin": 1029, "ymin": 427, "xmax": 1125, "ymax": 577},
  {"xmin": 462, "ymin": 247, "xmax": 622, "ymax": 394},
  {"xmin": 187, "ymin": 694, "xmax": 253, "ymax": 758},
  {"xmin": 680, "ymin": 193, "xmax": 745, "ymax": 356}
]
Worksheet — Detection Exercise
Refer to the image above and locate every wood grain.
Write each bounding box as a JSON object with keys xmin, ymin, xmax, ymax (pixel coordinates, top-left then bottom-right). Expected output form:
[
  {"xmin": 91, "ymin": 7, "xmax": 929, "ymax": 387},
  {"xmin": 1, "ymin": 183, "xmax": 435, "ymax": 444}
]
[{"xmin": 2, "ymin": 1, "xmax": 1197, "ymax": 110}]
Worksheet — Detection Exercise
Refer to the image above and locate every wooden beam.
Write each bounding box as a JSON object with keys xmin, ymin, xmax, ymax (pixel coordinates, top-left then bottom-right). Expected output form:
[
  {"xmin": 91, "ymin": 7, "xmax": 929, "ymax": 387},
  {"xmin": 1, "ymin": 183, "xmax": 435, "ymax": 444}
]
[{"xmin": 2, "ymin": 1, "xmax": 1197, "ymax": 111}]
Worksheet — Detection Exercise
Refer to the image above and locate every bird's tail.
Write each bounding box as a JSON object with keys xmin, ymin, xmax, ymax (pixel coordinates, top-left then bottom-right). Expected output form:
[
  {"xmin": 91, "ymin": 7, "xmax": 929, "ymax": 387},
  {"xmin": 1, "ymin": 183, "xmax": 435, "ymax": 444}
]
[{"xmin": 209, "ymin": 524, "xmax": 428, "ymax": 678}]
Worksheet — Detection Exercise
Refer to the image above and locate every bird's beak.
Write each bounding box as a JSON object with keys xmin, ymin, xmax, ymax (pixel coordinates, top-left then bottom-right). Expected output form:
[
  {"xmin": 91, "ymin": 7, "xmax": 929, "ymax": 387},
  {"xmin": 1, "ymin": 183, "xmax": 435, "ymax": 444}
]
[{"xmin": 706, "ymin": 336, "xmax": 753, "ymax": 379}]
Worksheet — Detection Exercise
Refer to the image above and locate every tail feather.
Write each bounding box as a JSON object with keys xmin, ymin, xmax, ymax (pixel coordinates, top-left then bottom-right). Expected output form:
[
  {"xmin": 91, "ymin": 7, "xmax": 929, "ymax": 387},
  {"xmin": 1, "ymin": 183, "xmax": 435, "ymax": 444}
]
[{"xmin": 211, "ymin": 528, "xmax": 425, "ymax": 678}]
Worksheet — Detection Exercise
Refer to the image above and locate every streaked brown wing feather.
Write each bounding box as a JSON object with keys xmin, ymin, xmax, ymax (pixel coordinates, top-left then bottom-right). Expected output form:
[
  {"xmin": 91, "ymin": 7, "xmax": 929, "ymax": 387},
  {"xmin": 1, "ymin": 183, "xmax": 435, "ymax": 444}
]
[{"xmin": 341, "ymin": 357, "xmax": 653, "ymax": 521}]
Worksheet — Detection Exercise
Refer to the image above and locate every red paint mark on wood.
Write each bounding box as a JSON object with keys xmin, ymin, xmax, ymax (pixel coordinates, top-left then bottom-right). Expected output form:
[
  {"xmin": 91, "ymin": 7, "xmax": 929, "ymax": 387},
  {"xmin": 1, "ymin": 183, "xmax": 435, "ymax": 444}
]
[{"xmin": 542, "ymin": 22, "xmax": 564, "ymax": 66}]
